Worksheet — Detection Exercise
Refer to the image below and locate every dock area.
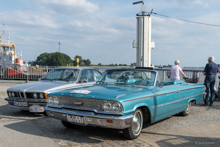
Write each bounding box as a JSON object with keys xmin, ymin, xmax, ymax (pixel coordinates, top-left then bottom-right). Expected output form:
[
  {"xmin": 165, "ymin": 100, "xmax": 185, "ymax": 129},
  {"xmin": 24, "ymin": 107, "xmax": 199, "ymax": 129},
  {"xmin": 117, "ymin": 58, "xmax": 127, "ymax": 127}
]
[{"xmin": 1, "ymin": 82, "xmax": 220, "ymax": 147}]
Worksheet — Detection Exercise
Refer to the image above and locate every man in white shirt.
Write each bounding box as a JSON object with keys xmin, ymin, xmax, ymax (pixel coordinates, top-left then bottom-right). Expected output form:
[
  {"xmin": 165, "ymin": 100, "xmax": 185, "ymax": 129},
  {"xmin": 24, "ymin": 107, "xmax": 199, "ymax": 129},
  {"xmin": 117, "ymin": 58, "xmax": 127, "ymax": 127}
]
[{"xmin": 170, "ymin": 60, "xmax": 186, "ymax": 81}]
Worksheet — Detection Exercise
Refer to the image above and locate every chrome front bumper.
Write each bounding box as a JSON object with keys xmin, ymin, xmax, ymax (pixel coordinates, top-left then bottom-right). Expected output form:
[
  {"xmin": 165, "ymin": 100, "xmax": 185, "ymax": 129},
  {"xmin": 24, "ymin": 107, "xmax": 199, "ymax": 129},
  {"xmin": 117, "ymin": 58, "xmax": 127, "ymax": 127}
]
[
  {"xmin": 5, "ymin": 97, "xmax": 47, "ymax": 112},
  {"xmin": 45, "ymin": 106, "xmax": 133, "ymax": 129}
]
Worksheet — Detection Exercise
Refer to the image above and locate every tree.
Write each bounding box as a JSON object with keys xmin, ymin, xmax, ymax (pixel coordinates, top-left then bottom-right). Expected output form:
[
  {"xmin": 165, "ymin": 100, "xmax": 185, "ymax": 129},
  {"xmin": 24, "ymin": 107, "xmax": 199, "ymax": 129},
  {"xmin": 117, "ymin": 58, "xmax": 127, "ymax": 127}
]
[
  {"xmin": 98, "ymin": 63, "xmax": 102, "ymax": 66},
  {"xmin": 74, "ymin": 55, "xmax": 83, "ymax": 64},
  {"xmin": 36, "ymin": 52, "xmax": 72, "ymax": 66},
  {"xmin": 36, "ymin": 53, "xmax": 49, "ymax": 65},
  {"xmin": 109, "ymin": 63, "xmax": 114, "ymax": 66},
  {"xmin": 80, "ymin": 62, "xmax": 85, "ymax": 66},
  {"xmin": 130, "ymin": 63, "xmax": 136, "ymax": 67},
  {"xmin": 83, "ymin": 59, "xmax": 91, "ymax": 66}
]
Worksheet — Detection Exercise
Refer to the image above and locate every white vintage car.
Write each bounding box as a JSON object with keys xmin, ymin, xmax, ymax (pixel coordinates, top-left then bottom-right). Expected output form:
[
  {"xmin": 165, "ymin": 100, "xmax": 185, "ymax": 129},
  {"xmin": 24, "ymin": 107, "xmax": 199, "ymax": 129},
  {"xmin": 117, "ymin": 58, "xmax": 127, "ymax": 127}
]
[{"xmin": 5, "ymin": 67, "xmax": 102, "ymax": 113}]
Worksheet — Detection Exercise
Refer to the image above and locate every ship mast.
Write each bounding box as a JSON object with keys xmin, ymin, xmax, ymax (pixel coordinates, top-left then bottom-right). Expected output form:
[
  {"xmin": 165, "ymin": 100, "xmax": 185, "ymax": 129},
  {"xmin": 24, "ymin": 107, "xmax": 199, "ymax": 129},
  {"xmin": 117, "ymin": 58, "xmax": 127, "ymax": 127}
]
[
  {"xmin": 0, "ymin": 13, "xmax": 4, "ymax": 43},
  {"xmin": 0, "ymin": 14, "xmax": 16, "ymax": 64}
]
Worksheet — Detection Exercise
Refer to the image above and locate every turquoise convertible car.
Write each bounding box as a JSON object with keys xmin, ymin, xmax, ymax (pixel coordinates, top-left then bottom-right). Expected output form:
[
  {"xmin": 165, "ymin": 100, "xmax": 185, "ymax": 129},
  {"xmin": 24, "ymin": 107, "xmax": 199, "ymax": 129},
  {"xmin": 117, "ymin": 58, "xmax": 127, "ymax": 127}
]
[{"xmin": 45, "ymin": 68, "xmax": 205, "ymax": 139}]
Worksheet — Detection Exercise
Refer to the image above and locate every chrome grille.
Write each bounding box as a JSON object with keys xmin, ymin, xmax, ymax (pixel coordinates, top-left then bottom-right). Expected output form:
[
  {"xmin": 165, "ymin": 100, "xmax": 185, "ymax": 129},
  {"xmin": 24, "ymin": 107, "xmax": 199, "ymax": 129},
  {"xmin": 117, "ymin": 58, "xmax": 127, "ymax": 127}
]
[{"xmin": 59, "ymin": 96, "xmax": 105, "ymax": 111}]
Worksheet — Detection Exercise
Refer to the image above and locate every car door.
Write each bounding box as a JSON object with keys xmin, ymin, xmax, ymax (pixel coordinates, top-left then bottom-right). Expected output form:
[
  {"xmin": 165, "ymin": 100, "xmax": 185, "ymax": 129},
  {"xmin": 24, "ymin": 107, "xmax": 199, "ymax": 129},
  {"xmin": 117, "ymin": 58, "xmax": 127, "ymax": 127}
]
[
  {"xmin": 79, "ymin": 69, "xmax": 96, "ymax": 87},
  {"xmin": 153, "ymin": 84, "xmax": 182, "ymax": 122}
]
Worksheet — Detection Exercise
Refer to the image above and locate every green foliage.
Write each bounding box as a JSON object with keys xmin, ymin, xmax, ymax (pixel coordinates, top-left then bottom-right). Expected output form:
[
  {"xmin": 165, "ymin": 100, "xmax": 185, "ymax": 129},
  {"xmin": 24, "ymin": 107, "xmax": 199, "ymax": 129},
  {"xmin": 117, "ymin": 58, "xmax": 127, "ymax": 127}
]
[
  {"xmin": 130, "ymin": 63, "xmax": 136, "ymax": 67},
  {"xmin": 36, "ymin": 52, "xmax": 72, "ymax": 66},
  {"xmin": 83, "ymin": 59, "xmax": 91, "ymax": 66},
  {"xmin": 73, "ymin": 55, "xmax": 91, "ymax": 66}
]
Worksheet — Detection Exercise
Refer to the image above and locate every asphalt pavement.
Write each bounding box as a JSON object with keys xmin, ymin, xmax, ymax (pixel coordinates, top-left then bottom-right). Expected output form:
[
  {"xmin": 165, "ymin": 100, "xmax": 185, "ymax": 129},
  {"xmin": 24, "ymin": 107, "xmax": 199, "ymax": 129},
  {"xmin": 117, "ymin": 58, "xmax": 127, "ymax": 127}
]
[{"xmin": 0, "ymin": 83, "xmax": 220, "ymax": 147}]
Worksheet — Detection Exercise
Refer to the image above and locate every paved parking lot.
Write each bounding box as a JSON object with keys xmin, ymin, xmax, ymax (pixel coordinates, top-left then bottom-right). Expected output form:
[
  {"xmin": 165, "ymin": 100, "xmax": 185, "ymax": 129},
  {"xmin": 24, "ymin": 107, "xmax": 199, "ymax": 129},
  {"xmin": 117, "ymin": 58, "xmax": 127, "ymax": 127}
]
[{"xmin": 0, "ymin": 83, "xmax": 220, "ymax": 147}]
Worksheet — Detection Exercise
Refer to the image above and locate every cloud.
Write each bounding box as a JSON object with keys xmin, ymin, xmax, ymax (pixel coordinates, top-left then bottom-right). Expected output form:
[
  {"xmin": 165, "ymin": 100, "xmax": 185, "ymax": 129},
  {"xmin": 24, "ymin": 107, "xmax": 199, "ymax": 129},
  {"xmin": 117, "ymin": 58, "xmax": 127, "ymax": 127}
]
[
  {"xmin": 37, "ymin": 0, "xmax": 99, "ymax": 16},
  {"xmin": 4, "ymin": 11, "xmax": 58, "ymax": 29},
  {"xmin": 2, "ymin": 0, "xmax": 220, "ymax": 67}
]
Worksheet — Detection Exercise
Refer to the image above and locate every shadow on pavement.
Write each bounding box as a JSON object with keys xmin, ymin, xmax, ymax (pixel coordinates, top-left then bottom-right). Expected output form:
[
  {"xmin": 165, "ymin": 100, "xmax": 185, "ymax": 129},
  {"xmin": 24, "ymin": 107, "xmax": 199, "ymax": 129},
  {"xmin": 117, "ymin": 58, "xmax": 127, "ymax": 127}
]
[
  {"xmin": 0, "ymin": 103, "xmax": 45, "ymax": 121},
  {"xmin": 1, "ymin": 104, "xmax": 129, "ymax": 144},
  {"xmin": 141, "ymin": 131, "xmax": 220, "ymax": 147},
  {"xmin": 4, "ymin": 117, "xmax": 127, "ymax": 144}
]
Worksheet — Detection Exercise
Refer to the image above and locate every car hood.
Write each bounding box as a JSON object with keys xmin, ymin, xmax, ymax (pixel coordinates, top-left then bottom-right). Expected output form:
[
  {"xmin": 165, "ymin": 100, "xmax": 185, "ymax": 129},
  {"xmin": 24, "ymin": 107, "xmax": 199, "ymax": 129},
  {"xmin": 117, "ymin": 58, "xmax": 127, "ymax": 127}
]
[
  {"xmin": 7, "ymin": 80, "xmax": 79, "ymax": 93},
  {"xmin": 50, "ymin": 84, "xmax": 155, "ymax": 102}
]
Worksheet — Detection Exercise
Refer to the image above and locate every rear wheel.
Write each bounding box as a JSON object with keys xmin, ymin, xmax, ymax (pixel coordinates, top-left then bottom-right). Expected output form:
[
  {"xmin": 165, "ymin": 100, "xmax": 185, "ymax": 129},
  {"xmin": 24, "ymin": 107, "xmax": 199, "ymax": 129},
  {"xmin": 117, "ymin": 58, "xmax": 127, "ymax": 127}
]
[
  {"xmin": 61, "ymin": 121, "xmax": 76, "ymax": 128},
  {"xmin": 123, "ymin": 108, "xmax": 143, "ymax": 139},
  {"xmin": 180, "ymin": 102, "xmax": 191, "ymax": 116}
]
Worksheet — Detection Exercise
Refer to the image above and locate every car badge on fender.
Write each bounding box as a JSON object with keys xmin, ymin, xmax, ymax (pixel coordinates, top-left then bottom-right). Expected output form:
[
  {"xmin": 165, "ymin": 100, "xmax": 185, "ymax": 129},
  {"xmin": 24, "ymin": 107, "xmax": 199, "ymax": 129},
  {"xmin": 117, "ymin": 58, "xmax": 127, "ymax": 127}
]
[{"xmin": 116, "ymin": 94, "xmax": 126, "ymax": 99}]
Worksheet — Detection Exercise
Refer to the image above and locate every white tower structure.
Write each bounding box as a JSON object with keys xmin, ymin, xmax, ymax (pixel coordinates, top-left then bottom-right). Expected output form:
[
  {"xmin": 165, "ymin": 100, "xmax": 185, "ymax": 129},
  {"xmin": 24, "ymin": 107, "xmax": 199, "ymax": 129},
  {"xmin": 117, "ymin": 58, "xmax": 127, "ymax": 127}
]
[{"xmin": 132, "ymin": 1, "xmax": 155, "ymax": 67}]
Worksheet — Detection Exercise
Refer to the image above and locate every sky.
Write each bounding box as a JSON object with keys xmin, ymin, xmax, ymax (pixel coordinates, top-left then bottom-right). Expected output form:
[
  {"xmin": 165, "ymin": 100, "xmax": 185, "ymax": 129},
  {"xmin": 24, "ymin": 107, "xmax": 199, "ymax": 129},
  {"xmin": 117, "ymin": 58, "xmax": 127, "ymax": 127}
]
[{"xmin": 0, "ymin": 0, "xmax": 220, "ymax": 67}]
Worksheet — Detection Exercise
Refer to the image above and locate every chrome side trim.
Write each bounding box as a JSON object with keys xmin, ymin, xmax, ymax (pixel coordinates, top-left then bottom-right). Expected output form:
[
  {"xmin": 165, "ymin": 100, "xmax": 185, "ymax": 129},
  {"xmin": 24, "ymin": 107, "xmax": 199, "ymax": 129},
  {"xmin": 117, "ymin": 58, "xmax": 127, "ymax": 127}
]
[
  {"xmin": 158, "ymin": 92, "xmax": 204, "ymax": 107},
  {"xmin": 122, "ymin": 86, "xmax": 204, "ymax": 102},
  {"xmin": 156, "ymin": 91, "xmax": 177, "ymax": 96},
  {"xmin": 179, "ymin": 86, "xmax": 205, "ymax": 92},
  {"xmin": 122, "ymin": 94, "xmax": 157, "ymax": 102}
]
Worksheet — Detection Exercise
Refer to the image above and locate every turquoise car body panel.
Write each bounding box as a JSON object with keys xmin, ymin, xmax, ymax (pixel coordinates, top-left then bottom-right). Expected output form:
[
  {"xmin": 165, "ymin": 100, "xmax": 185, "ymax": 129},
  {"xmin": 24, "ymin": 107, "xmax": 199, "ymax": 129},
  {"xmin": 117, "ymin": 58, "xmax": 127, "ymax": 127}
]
[{"xmin": 48, "ymin": 79, "xmax": 205, "ymax": 124}]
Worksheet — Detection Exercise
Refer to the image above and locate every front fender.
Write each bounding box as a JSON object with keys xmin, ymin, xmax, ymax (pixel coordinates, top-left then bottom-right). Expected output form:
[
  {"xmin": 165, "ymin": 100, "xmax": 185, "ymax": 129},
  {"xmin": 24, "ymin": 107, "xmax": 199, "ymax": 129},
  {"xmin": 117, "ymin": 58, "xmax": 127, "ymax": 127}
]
[{"xmin": 122, "ymin": 99, "xmax": 154, "ymax": 118}]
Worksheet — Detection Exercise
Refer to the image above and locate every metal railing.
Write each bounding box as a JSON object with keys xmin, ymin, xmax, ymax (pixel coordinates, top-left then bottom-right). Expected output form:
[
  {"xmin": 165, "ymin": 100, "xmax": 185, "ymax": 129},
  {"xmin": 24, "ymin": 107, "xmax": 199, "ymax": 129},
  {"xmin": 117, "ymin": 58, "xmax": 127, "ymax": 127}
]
[
  {"xmin": 0, "ymin": 66, "xmax": 219, "ymax": 90},
  {"xmin": 156, "ymin": 68, "xmax": 219, "ymax": 90},
  {"xmin": 0, "ymin": 66, "xmax": 59, "ymax": 81}
]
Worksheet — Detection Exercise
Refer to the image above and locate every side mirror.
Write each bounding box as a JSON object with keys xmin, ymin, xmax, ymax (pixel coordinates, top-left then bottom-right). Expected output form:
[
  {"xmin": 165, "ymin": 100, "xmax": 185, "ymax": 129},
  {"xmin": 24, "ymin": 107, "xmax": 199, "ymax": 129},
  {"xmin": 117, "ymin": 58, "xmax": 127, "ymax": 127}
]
[
  {"xmin": 158, "ymin": 82, "xmax": 164, "ymax": 88},
  {"xmin": 79, "ymin": 79, "xmax": 87, "ymax": 83}
]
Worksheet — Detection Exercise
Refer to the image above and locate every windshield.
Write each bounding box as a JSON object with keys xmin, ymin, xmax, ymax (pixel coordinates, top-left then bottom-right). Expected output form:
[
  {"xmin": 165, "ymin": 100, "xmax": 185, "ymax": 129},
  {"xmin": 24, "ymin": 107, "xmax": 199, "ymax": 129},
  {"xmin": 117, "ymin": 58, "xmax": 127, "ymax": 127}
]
[
  {"xmin": 41, "ymin": 69, "xmax": 79, "ymax": 81},
  {"xmin": 97, "ymin": 70, "xmax": 156, "ymax": 86}
]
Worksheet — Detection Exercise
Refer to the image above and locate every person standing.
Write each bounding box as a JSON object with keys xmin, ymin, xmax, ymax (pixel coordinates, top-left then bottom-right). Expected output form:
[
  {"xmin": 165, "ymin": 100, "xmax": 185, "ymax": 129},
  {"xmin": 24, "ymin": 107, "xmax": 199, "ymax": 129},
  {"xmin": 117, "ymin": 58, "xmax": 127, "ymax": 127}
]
[
  {"xmin": 203, "ymin": 56, "xmax": 219, "ymax": 106},
  {"xmin": 170, "ymin": 60, "xmax": 187, "ymax": 81}
]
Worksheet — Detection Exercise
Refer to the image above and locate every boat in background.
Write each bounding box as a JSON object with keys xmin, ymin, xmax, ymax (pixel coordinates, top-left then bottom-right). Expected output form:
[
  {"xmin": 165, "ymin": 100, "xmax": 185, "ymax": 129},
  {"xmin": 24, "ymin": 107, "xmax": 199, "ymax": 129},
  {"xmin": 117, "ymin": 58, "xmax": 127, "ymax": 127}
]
[
  {"xmin": 0, "ymin": 34, "xmax": 28, "ymax": 72},
  {"xmin": 0, "ymin": 17, "xmax": 29, "ymax": 78}
]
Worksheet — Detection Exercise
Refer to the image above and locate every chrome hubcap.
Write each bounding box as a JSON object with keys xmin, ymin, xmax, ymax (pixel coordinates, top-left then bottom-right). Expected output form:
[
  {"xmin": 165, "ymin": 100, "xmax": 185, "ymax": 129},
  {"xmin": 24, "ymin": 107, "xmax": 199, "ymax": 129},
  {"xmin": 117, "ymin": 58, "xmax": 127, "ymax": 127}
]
[
  {"xmin": 186, "ymin": 103, "xmax": 190, "ymax": 113},
  {"xmin": 132, "ymin": 112, "xmax": 141, "ymax": 134}
]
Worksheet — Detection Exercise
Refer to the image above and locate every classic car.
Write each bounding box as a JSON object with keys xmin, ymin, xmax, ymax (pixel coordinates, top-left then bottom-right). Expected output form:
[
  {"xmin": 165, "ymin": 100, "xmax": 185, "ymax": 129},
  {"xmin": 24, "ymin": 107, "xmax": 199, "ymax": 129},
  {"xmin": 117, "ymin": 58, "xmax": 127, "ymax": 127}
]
[
  {"xmin": 5, "ymin": 67, "xmax": 102, "ymax": 113},
  {"xmin": 45, "ymin": 68, "xmax": 205, "ymax": 139}
]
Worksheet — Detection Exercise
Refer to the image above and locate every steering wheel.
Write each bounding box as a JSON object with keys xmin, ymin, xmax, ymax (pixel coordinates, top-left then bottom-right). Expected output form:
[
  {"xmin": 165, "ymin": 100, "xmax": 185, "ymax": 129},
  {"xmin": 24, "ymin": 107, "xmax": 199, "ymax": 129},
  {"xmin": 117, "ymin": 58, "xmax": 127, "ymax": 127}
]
[{"xmin": 118, "ymin": 74, "xmax": 130, "ymax": 82}]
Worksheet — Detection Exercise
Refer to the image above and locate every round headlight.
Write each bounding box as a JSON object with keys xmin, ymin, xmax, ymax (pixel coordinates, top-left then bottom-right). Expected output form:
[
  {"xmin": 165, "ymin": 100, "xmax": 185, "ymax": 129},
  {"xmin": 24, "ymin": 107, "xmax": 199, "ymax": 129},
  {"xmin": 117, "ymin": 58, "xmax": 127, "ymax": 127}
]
[
  {"xmin": 33, "ymin": 93, "xmax": 38, "ymax": 99},
  {"xmin": 112, "ymin": 102, "xmax": 122, "ymax": 112},
  {"xmin": 8, "ymin": 92, "xmax": 12, "ymax": 97},
  {"xmin": 48, "ymin": 96, "xmax": 54, "ymax": 105},
  {"xmin": 11, "ymin": 92, "xmax": 15, "ymax": 97},
  {"xmin": 53, "ymin": 96, "xmax": 60, "ymax": 105},
  {"xmin": 39, "ymin": 93, "xmax": 44, "ymax": 99},
  {"xmin": 102, "ymin": 102, "xmax": 111, "ymax": 111}
]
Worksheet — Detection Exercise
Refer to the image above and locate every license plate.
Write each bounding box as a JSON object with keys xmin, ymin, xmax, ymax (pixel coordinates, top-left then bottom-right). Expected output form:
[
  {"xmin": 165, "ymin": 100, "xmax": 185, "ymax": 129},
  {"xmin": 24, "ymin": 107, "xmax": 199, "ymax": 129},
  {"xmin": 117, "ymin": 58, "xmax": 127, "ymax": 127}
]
[
  {"xmin": 67, "ymin": 115, "xmax": 83, "ymax": 124},
  {"xmin": 13, "ymin": 101, "xmax": 28, "ymax": 107},
  {"xmin": 29, "ymin": 105, "xmax": 44, "ymax": 112}
]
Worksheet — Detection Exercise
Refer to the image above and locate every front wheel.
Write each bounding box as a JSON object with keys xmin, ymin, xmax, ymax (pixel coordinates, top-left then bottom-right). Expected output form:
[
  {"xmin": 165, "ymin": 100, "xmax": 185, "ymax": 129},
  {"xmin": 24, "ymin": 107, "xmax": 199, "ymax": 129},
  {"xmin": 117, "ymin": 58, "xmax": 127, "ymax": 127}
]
[
  {"xmin": 123, "ymin": 108, "xmax": 143, "ymax": 140},
  {"xmin": 180, "ymin": 102, "xmax": 191, "ymax": 116}
]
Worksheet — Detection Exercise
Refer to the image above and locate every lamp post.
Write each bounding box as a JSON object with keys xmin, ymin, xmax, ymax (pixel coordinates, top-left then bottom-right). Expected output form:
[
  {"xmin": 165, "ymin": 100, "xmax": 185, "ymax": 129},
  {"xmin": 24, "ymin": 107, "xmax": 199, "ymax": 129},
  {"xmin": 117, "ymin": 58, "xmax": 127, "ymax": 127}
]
[
  {"xmin": 132, "ymin": 1, "xmax": 155, "ymax": 67},
  {"xmin": 58, "ymin": 42, "xmax": 61, "ymax": 52}
]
